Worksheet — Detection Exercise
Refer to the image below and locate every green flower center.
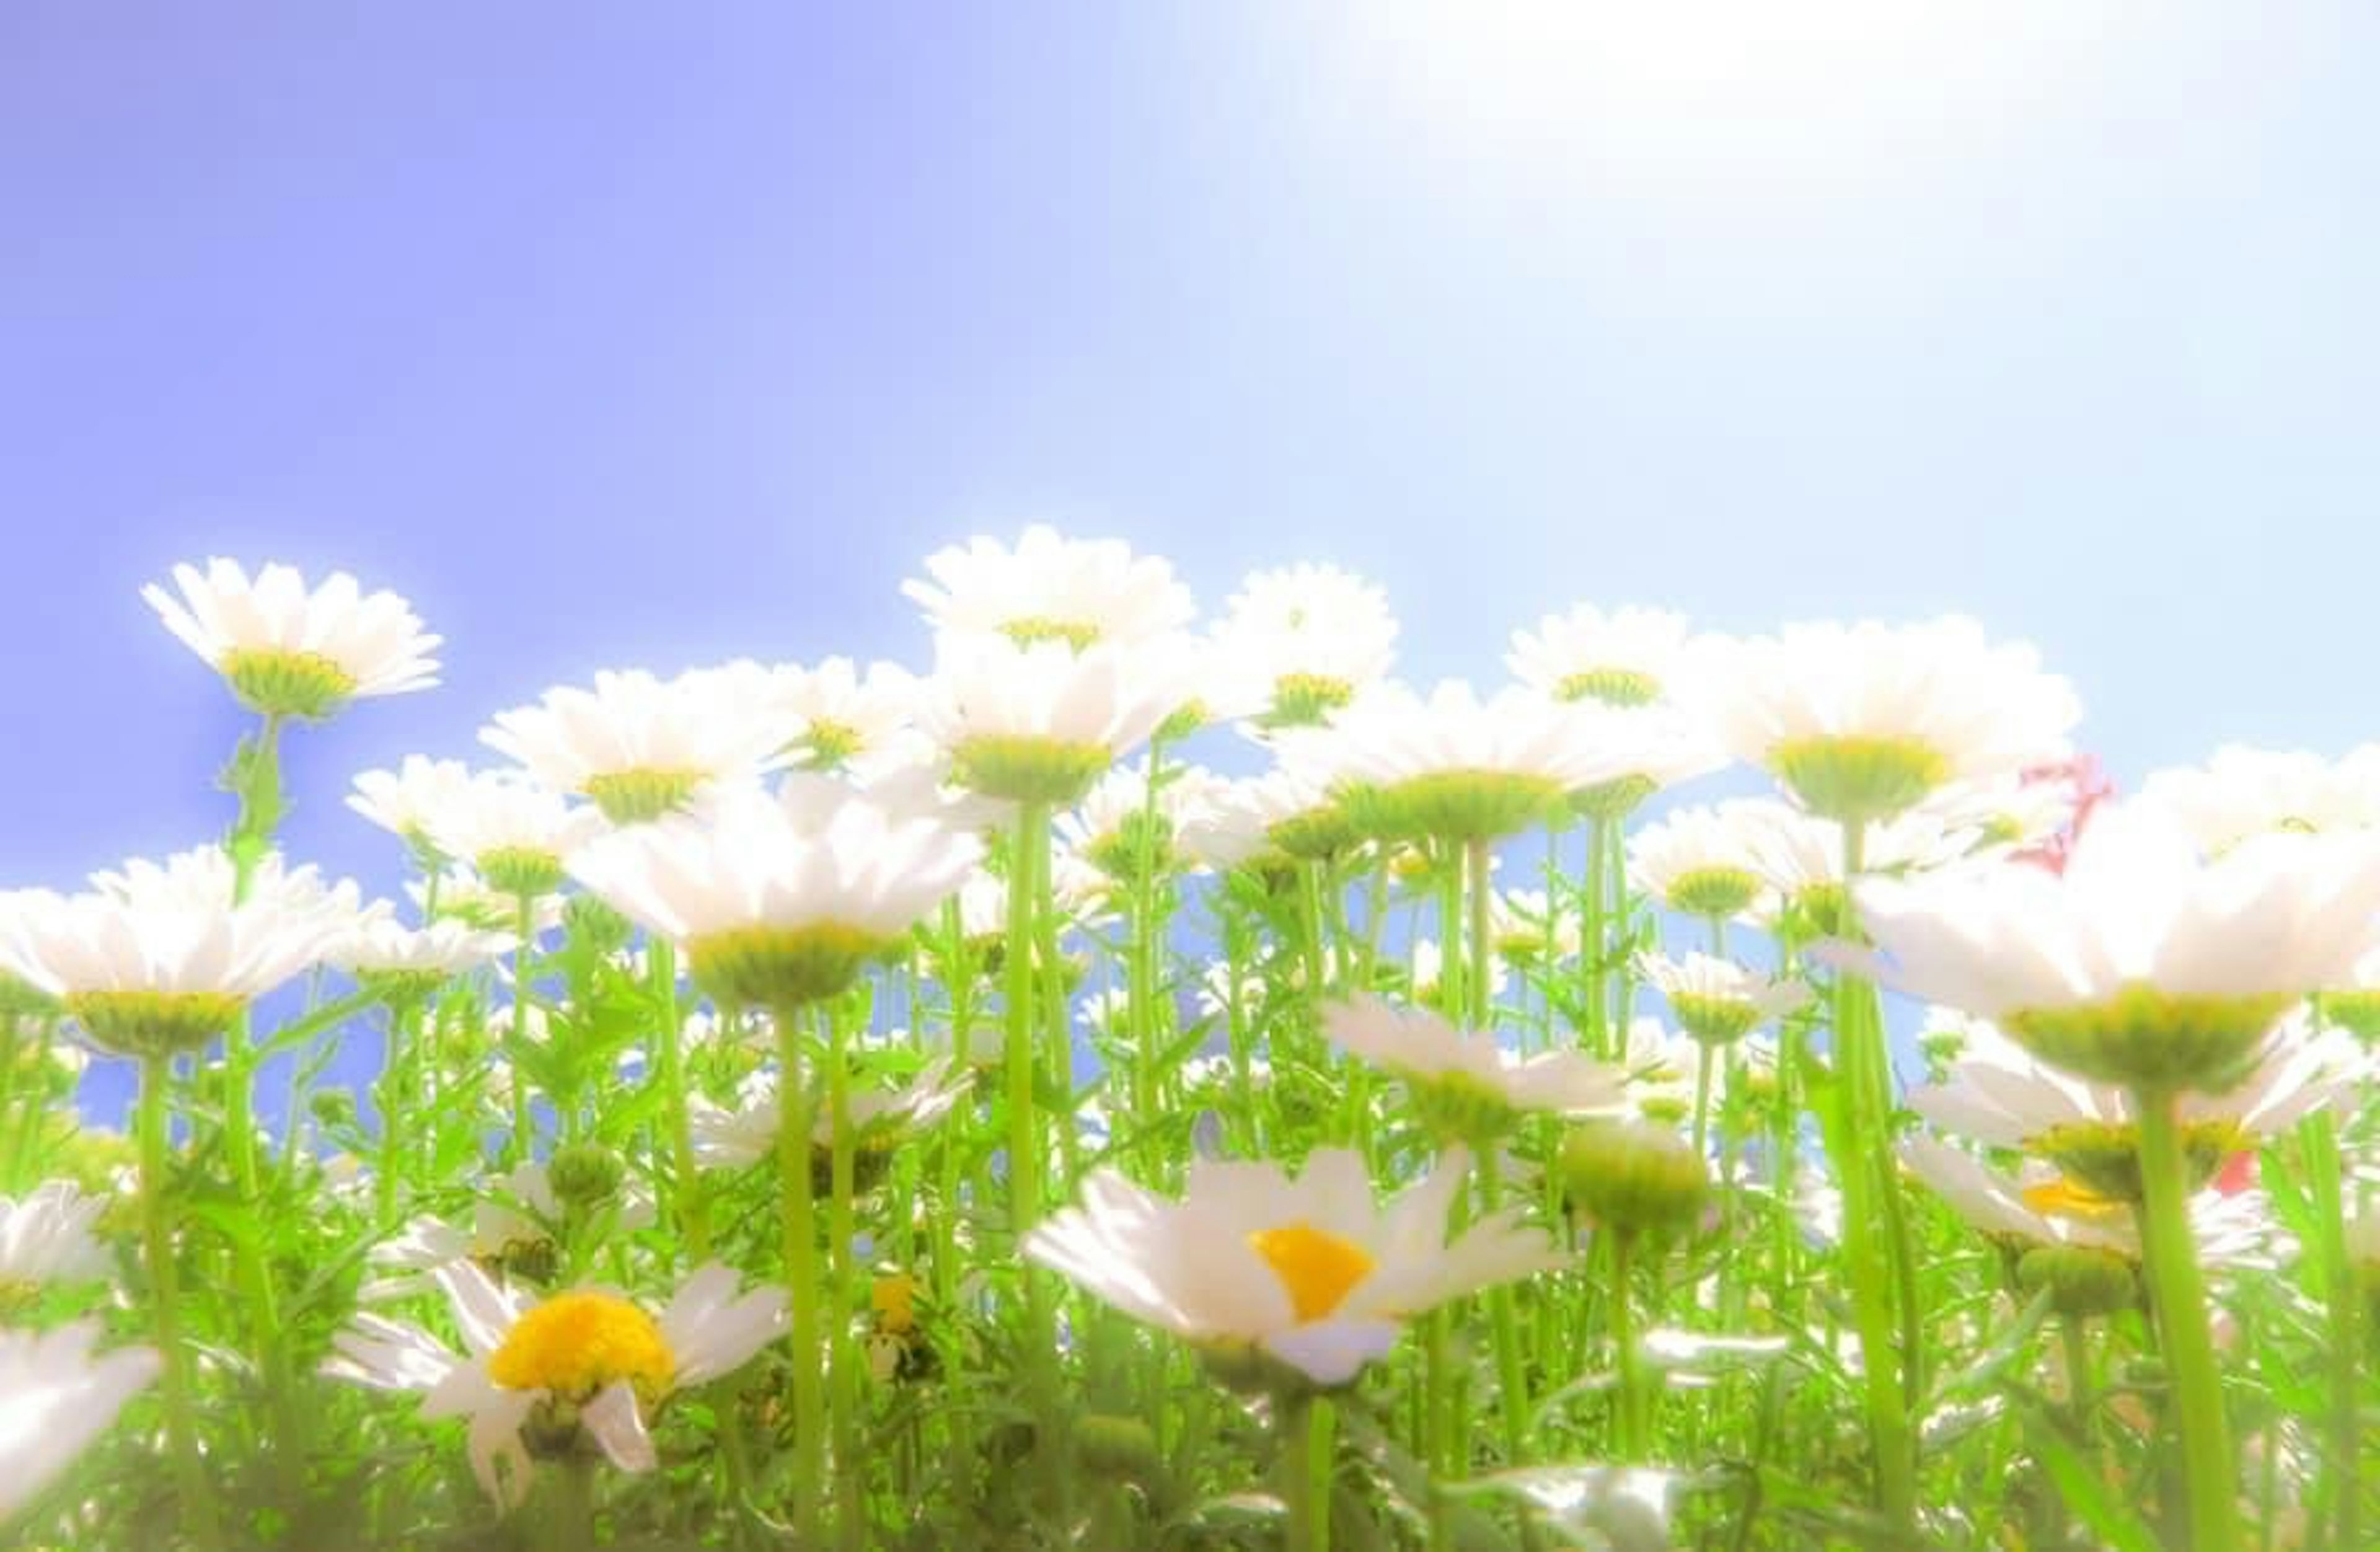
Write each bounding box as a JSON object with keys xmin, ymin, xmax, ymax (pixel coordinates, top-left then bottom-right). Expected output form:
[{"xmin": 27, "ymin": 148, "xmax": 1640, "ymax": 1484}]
[
  {"xmin": 477, "ymin": 846, "xmax": 566, "ymax": 899},
  {"xmin": 1000, "ymin": 617, "xmax": 1100, "ymax": 652},
  {"xmin": 690, "ymin": 922, "xmax": 890, "ymax": 1009},
  {"xmin": 1662, "ymin": 866, "xmax": 1763, "ymax": 921},
  {"xmin": 1770, "ymin": 734, "xmax": 1954, "ymax": 824},
  {"xmin": 949, "ymin": 735, "xmax": 1111, "ymax": 806},
  {"xmin": 2030, "ymin": 1117, "xmax": 2247, "ymax": 1201},
  {"xmin": 1262, "ymin": 674, "xmax": 1357, "ymax": 730},
  {"xmin": 67, "ymin": 990, "xmax": 248, "ymax": 1059},
  {"xmin": 1571, "ymin": 774, "xmax": 1660, "ymax": 822},
  {"xmin": 1341, "ymin": 770, "xmax": 1566, "ymax": 845},
  {"xmin": 2003, "ymin": 985, "xmax": 2294, "ymax": 1095},
  {"xmin": 1554, "ymin": 667, "xmax": 1661, "ymax": 708},
  {"xmin": 1670, "ymin": 992, "xmax": 1762, "ymax": 1046},
  {"xmin": 221, "ymin": 646, "xmax": 359, "ymax": 720},
  {"xmin": 583, "ymin": 769, "xmax": 707, "ymax": 825}
]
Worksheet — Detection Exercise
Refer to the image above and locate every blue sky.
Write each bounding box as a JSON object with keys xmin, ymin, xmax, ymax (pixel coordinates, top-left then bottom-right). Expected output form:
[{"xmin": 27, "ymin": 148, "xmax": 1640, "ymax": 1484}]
[{"xmin": 5, "ymin": 4, "xmax": 2377, "ymax": 1112}]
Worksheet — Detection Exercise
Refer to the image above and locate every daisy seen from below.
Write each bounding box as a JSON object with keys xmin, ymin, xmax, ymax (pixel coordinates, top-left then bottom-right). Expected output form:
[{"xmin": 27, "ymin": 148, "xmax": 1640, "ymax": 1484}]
[
  {"xmin": 1695, "ymin": 617, "xmax": 2081, "ymax": 825},
  {"xmin": 1505, "ymin": 604, "xmax": 1697, "ymax": 710},
  {"xmin": 480, "ymin": 666, "xmax": 798, "ymax": 826},
  {"xmin": 920, "ymin": 633, "xmax": 1192, "ymax": 806},
  {"xmin": 1634, "ymin": 951, "xmax": 1810, "ymax": 1047},
  {"xmin": 767, "ymin": 656, "xmax": 922, "ymax": 776},
  {"xmin": 0, "ymin": 1320, "xmax": 159, "ymax": 1523},
  {"xmin": 420, "ymin": 771, "xmax": 609, "ymax": 898},
  {"xmin": 566, "ymin": 776, "xmax": 982, "ymax": 1010},
  {"xmin": 1324, "ymin": 994, "xmax": 1625, "ymax": 1144},
  {"xmin": 325, "ymin": 1260, "xmax": 785, "ymax": 1509},
  {"xmin": 1025, "ymin": 1144, "xmax": 1563, "ymax": 1387},
  {"xmin": 1210, "ymin": 562, "xmax": 1397, "ymax": 729},
  {"xmin": 348, "ymin": 756, "xmax": 477, "ymax": 865},
  {"xmin": 141, "ymin": 558, "xmax": 441, "ymax": 718},
  {"xmin": 2138, "ymin": 743, "xmax": 2380, "ymax": 854},
  {"xmin": 904, "ymin": 524, "xmax": 1195, "ymax": 650},
  {"xmin": 1289, "ymin": 681, "xmax": 1639, "ymax": 844},
  {"xmin": 0, "ymin": 849, "xmax": 365, "ymax": 1058}
]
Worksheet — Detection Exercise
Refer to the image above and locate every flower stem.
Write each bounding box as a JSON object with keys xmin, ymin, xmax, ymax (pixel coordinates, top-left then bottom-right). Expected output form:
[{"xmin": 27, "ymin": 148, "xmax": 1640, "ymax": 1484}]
[
  {"xmin": 2132, "ymin": 1085, "xmax": 2241, "ymax": 1552},
  {"xmin": 826, "ymin": 1002, "xmax": 864, "ymax": 1550},
  {"xmin": 648, "ymin": 940, "xmax": 707, "ymax": 1258},
  {"xmin": 1477, "ymin": 1147, "xmax": 1532, "ymax": 1463},
  {"xmin": 1579, "ymin": 818, "xmax": 1609, "ymax": 1057},
  {"xmin": 772, "ymin": 1000, "xmax": 826, "ymax": 1547},
  {"xmin": 1286, "ymin": 1393, "xmax": 1336, "ymax": 1552},
  {"xmin": 138, "ymin": 1055, "xmax": 224, "ymax": 1552},
  {"xmin": 1610, "ymin": 1230, "xmax": 1646, "ymax": 1461}
]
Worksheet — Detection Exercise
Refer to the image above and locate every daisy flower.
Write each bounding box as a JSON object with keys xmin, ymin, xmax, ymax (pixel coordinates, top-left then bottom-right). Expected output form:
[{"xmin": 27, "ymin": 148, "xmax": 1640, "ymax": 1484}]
[
  {"xmin": 1025, "ymin": 1145, "xmax": 1562, "ymax": 1385},
  {"xmin": 405, "ymin": 865, "xmax": 569, "ymax": 938},
  {"xmin": 1902, "ymin": 1136, "xmax": 2272, "ymax": 1271},
  {"xmin": 1633, "ymin": 951, "xmax": 1810, "ymax": 1046},
  {"xmin": 0, "ymin": 1182, "xmax": 113, "ymax": 1295},
  {"xmin": 1505, "ymin": 604, "xmax": 1696, "ymax": 710},
  {"xmin": 1209, "ymin": 562, "xmax": 1397, "ymax": 729},
  {"xmin": 691, "ymin": 1060, "xmax": 967, "ymax": 1181},
  {"xmin": 567, "ymin": 777, "xmax": 982, "ymax": 1009},
  {"xmin": 0, "ymin": 850, "xmax": 365, "ymax": 1059},
  {"xmin": 141, "ymin": 558, "xmax": 440, "ymax": 718},
  {"xmin": 1852, "ymin": 800, "xmax": 2380, "ymax": 1093},
  {"xmin": 363, "ymin": 1162, "xmax": 656, "ymax": 1300},
  {"xmin": 1488, "ymin": 888, "xmax": 1583, "ymax": 966},
  {"xmin": 920, "ymin": 635, "xmax": 1192, "ymax": 806},
  {"xmin": 767, "ymin": 657, "xmax": 922, "ymax": 777},
  {"xmin": 420, "ymin": 772, "xmax": 609, "ymax": 897},
  {"xmin": 481, "ymin": 666, "xmax": 797, "ymax": 826},
  {"xmin": 0, "ymin": 1321, "xmax": 160, "ymax": 1522},
  {"xmin": 1694, "ymin": 617, "xmax": 2081, "ymax": 824},
  {"xmin": 1908, "ymin": 1012, "xmax": 2365, "ymax": 1200},
  {"xmin": 905, "ymin": 525, "xmax": 1195, "ymax": 650},
  {"xmin": 348, "ymin": 756, "xmax": 477, "ymax": 863},
  {"xmin": 1625, "ymin": 802, "xmax": 1779, "ymax": 923},
  {"xmin": 1055, "ymin": 760, "xmax": 1227, "ymax": 880},
  {"xmin": 1324, "ymin": 995, "xmax": 1624, "ymax": 1142},
  {"xmin": 1183, "ymin": 766, "xmax": 1359, "ymax": 868},
  {"xmin": 328, "ymin": 918, "xmax": 516, "ymax": 1002},
  {"xmin": 2140, "ymin": 744, "xmax": 2380, "ymax": 855},
  {"xmin": 1289, "ymin": 681, "xmax": 1639, "ymax": 843},
  {"xmin": 326, "ymin": 1261, "xmax": 785, "ymax": 1509}
]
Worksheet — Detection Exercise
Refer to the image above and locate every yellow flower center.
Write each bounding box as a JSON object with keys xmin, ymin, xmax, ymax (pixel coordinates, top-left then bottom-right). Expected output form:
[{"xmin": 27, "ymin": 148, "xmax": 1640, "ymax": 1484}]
[
  {"xmin": 1000, "ymin": 617, "xmax": 1101, "ymax": 651},
  {"xmin": 2020, "ymin": 1176, "xmax": 2125, "ymax": 1224},
  {"xmin": 220, "ymin": 646, "xmax": 359, "ymax": 720},
  {"xmin": 487, "ymin": 1291, "xmax": 675, "ymax": 1402},
  {"xmin": 872, "ymin": 1272, "xmax": 918, "ymax": 1335},
  {"xmin": 1554, "ymin": 666, "xmax": 1661, "ymax": 708},
  {"xmin": 1247, "ymin": 1222, "xmax": 1374, "ymax": 1323}
]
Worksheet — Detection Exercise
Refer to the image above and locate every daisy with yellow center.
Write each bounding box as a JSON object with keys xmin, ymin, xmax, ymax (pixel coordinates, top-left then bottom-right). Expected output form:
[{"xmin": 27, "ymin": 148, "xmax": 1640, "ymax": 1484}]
[
  {"xmin": 482, "ymin": 666, "xmax": 799, "ymax": 826},
  {"xmin": 904, "ymin": 524, "xmax": 1196, "ymax": 651},
  {"xmin": 1208, "ymin": 562, "xmax": 1398, "ymax": 730},
  {"xmin": 1025, "ymin": 1145, "xmax": 1564, "ymax": 1386},
  {"xmin": 141, "ymin": 558, "xmax": 441, "ymax": 719},
  {"xmin": 325, "ymin": 1260, "xmax": 785, "ymax": 1509}
]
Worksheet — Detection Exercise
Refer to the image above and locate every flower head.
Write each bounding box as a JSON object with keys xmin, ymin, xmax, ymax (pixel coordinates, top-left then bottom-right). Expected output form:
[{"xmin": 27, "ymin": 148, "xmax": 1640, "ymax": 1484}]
[
  {"xmin": 1506, "ymin": 605, "xmax": 1695, "ymax": 709},
  {"xmin": 1025, "ymin": 1146, "xmax": 1562, "ymax": 1386},
  {"xmin": 348, "ymin": 756, "xmax": 477, "ymax": 862},
  {"xmin": 327, "ymin": 1261, "xmax": 784, "ymax": 1508},
  {"xmin": 920, "ymin": 636, "xmax": 1191, "ymax": 806},
  {"xmin": 1633, "ymin": 951, "xmax": 1809, "ymax": 1046},
  {"xmin": 1696, "ymin": 618, "xmax": 2080, "ymax": 823},
  {"xmin": 482, "ymin": 668, "xmax": 796, "ymax": 824},
  {"xmin": 2140, "ymin": 745, "xmax": 2380, "ymax": 855},
  {"xmin": 142, "ymin": 558, "xmax": 440, "ymax": 716},
  {"xmin": 1853, "ymin": 800, "xmax": 2380, "ymax": 1093},
  {"xmin": 906, "ymin": 526, "xmax": 1194, "ymax": 650},
  {"xmin": 567, "ymin": 777, "xmax": 982, "ymax": 1008},
  {"xmin": 0, "ymin": 1183, "xmax": 113, "ymax": 1302},
  {"xmin": 1324, "ymin": 995, "xmax": 1624, "ymax": 1142},
  {"xmin": 1210, "ymin": 563, "xmax": 1397, "ymax": 728}
]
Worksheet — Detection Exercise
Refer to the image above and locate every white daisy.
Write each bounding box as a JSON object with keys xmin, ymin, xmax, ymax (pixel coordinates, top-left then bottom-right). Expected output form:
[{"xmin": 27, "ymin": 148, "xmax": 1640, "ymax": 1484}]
[
  {"xmin": 1183, "ymin": 767, "xmax": 1358, "ymax": 868},
  {"xmin": 330, "ymin": 918, "xmax": 516, "ymax": 981},
  {"xmin": 768, "ymin": 657, "xmax": 922, "ymax": 777},
  {"xmin": 420, "ymin": 772, "xmax": 609, "ymax": 896},
  {"xmin": 1624, "ymin": 801, "xmax": 1779, "ymax": 922},
  {"xmin": 0, "ymin": 1182, "xmax": 113, "ymax": 1292},
  {"xmin": 141, "ymin": 558, "xmax": 440, "ymax": 716},
  {"xmin": 1613, "ymin": 1017, "xmax": 1770, "ymax": 1127},
  {"xmin": 404, "ymin": 866, "xmax": 568, "ymax": 938},
  {"xmin": 1025, "ymin": 1145, "xmax": 1562, "ymax": 1385},
  {"xmin": 0, "ymin": 851, "xmax": 364, "ymax": 1058},
  {"xmin": 0, "ymin": 1320, "xmax": 160, "ymax": 1521},
  {"xmin": 1633, "ymin": 951, "xmax": 1810, "ymax": 1045},
  {"xmin": 920, "ymin": 635, "xmax": 1192, "ymax": 806},
  {"xmin": 1324, "ymin": 995, "xmax": 1624, "ymax": 1129},
  {"xmin": 348, "ymin": 756, "xmax": 477, "ymax": 860},
  {"xmin": 1488, "ymin": 889, "xmax": 1583, "ymax": 965},
  {"xmin": 481, "ymin": 666, "xmax": 798, "ymax": 826},
  {"xmin": 1407, "ymin": 938, "xmax": 1510, "ymax": 1013},
  {"xmin": 326, "ymin": 1260, "xmax": 785, "ymax": 1509},
  {"xmin": 1055, "ymin": 760, "xmax": 1227, "ymax": 880},
  {"xmin": 1909, "ymin": 1011, "xmax": 2365, "ymax": 1198},
  {"xmin": 1209, "ymin": 562, "xmax": 1398, "ymax": 728},
  {"xmin": 362, "ymin": 1162, "xmax": 656, "ymax": 1301},
  {"xmin": 1693, "ymin": 617, "xmax": 2081, "ymax": 824},
  {"xmin": 1505, "ymin": 605, "xmax": 1695, "ymax": 709},
  {"xmin": 1901, "ymin": 1136, "xmax": 2270, "ymax": 1269},
  {"xmin": 1852, "ymin": 800, "xmax": 2380, "ymax": 1093},
  {"xmin": 1288, "ymin": 681, "xmax": 1641, "ymax": 843},
  {"xmin": 566, "ymin": 777, "xmax": 982, "ymax": 1009},
  {"xmin": 905, "ymin": 525, "xmax": 1195, "ymax": 650},
  {"xmin": 2139, "ymin": 744, "xmax": 2380, "ymax": 855}
]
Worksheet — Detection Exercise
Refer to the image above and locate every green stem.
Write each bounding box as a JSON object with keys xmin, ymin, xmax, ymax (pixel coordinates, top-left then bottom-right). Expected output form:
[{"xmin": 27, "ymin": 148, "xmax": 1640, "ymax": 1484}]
[
  {"xmin": 1478, "ymin": 1147, "xmax": 1532, "ymax": 1463},
  {"xmin": 138, "ymin": 1056, "xmax": 224, "ymax": 1551},
  {"xmin": 1287, "ymin": 1393, "xmax": 1337, "ymax": 1552},
  {"xmin": 1579, "ymin": 818, "xmax": 1609, "ymax": 1056},
  {"xmin": 509, "ymin": 891, "xmax": 538, "ymax": 1162},
  {"xmin": 1465, "ymin": 836, "xmax": 1493, "ymax": 1032},
  {"xmin": 376, "ymin": 997, "xmax": 423, "ymax": 1222},
  {"xmin": 826, "ymin": 1004, "xmax": 863, "ymax": 1550},
  {"xmin": 540, "ymin": 1458, "xmax": 595, "ymax": 1552},
  {"xmin": 1610, "ymin": 1230, "xmax": 1645, "ymax": 1461},
  {"xmin": 773, "ymin": 1002, "xmax": 825, "ymax": 1548},
  {"xmin": 650, "ymin": 940, "xmax": 707, "ymax": 1258},
  {"xmin": 2298, "ymin": 1108, "xmax": 2362, "ymax": 1552},
  {"xmin": 2133, "ymin": 1086, "xmax": 2241, "ymax": 1552}
]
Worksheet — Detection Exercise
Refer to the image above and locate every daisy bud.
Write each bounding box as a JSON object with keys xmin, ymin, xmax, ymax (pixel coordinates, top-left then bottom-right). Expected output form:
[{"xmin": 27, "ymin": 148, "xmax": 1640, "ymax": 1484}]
[
  {"xmin": 1559, "ymin": 1121, "xmax": 1708, "ymax": 1241},
  {"xmin": 548, "ymin": 1144, "xmax": 625, "ymax": 1211},
  {"xmin": 1074, "ymin": 1414, "xmax": 1162, "ymax": 1482}
]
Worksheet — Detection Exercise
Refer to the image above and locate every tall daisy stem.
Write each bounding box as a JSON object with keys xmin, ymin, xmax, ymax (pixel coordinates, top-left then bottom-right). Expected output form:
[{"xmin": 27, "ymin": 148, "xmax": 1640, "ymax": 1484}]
[
  {"xmin": 138, "ymin": 1054, "xmax": 224, "ymax": 1552},
  {"xmin": 2133, "ymin": 1087, "xmax": 2241, "ymax": 1552},
  {"xmin": 772, "ymin": 1001, "xmax": 826, "ymax": 1547},
  {"xmin": 1610, "ymin": 1229, "xmax": 1646, "ymax": 1461},
  {"xmin": 649, "ymin": 940, "xmax": 707, "ymax": 1258},
  {"xmin": 1286, "ymin": 1393, "xmax": 1337, "ymax": 1552},
  {"xmin": 2297, "ymin": 1106, "xmax": 2361, "ymax": 1552},
  {"xmin": 826, "ymin": 1003, "xmax": 864, "ymax": 1550}
]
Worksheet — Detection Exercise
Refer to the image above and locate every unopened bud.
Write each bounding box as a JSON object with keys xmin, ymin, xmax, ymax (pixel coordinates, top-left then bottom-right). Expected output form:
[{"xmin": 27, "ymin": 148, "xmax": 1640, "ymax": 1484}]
[
  {"xmin": 1560, "ymin": 1121, "xmax": 1708, "ymax": 1240},
  {"xmin": 548, "ymin": 1144, "xmax": 624, "ymax": 1209}
]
